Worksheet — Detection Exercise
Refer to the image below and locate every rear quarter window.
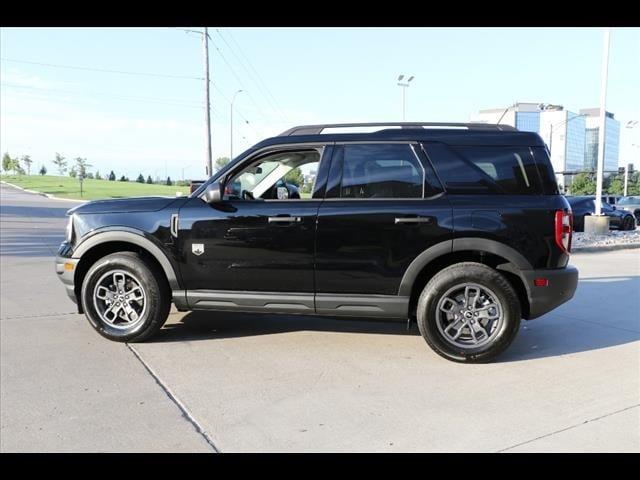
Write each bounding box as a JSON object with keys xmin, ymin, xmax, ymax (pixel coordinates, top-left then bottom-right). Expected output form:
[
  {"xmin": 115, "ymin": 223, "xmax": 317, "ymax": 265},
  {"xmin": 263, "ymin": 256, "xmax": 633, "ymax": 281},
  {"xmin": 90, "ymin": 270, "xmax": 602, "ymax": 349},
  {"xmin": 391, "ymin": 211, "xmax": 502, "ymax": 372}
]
[{"xmin": 422, "ymin": 143, "xmax": 545, "ymax": 195}]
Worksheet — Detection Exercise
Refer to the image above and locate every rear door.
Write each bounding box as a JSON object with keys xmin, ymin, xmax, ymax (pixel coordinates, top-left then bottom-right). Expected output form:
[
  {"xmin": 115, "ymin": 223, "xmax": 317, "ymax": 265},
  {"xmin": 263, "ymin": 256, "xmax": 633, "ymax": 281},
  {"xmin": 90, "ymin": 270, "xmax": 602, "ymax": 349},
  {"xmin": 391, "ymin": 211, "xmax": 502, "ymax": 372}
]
[{"xmin": 314, "ymin": 142, "xmax": 453, "ymax": 306}]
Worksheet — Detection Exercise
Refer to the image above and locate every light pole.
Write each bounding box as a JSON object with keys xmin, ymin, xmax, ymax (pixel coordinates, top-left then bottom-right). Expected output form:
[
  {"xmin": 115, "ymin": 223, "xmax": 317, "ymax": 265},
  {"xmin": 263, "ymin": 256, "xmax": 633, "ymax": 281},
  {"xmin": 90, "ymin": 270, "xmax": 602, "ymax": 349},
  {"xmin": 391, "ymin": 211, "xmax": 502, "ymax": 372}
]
[
  {"xmin": 548, "ymin": 113, "xmax": 587, "ymax": 160},
  {"xmin": 182, "ymin": 164, "xmax": 192, "ymax": 182},
  {"xmin": 397, "ymin": 74, "xmax": 414, "ymax": 121},
  {"xmin": 230, "ymin": 89, "xmax": 243, "ymax": 160},
  {"xmin": 625, "ymin": 121, "xmax": 639, "ymax": 196},
  {"xmin": 594, "ymin": 28, "xmax": 611, "ymax": 217}
]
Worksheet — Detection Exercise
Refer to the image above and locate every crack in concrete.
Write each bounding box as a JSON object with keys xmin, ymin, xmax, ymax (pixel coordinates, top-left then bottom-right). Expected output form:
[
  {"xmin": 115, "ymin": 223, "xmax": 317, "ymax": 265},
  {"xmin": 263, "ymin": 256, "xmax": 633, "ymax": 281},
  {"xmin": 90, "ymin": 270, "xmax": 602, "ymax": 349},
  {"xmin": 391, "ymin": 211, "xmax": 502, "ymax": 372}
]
[
  {"xmin": 497, "ymin": 404, "xmax": 640, "ymax": 452},
  {"xmin": 125, "ymin": 343, "xmax": 220, "ymax": 453}
]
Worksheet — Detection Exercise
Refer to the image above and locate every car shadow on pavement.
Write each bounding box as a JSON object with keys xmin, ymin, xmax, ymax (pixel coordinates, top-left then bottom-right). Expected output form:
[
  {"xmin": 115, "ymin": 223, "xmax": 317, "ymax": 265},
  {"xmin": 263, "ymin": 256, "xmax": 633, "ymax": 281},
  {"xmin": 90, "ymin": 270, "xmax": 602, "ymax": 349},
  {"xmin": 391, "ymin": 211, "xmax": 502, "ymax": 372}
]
[{"xmin": 153, "ymin": 276, "xmax": 639, "ymax": 362}]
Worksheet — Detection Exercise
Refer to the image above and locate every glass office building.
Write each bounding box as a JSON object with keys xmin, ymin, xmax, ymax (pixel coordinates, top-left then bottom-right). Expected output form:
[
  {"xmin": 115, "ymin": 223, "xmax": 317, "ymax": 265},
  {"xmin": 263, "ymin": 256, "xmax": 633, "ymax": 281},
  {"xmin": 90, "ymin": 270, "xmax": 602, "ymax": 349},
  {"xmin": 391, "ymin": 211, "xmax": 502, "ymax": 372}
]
[
  {"xmin": 582, "ymin": 109, "xmax": 620, "ymax": 173},
  {"xmin": 564, "ymin": 113, "xmax": 587, "ymax": 171},
  {"xmin": 515, "ymin": 111, "xmax": 540, "ymax": 133}
]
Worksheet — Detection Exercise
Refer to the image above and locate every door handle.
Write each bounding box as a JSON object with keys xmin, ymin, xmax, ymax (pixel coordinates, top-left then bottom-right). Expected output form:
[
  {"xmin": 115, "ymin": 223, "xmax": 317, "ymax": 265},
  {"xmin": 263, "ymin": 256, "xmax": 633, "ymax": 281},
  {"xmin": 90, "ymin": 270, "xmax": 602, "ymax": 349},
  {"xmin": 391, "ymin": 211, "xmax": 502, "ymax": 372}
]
[
  {"xmin": 394, "ymin": 217, "xmax": 431, "ymax": 224},
  {"xmin": 268, "ymin": 216, "xmax": 302, "ymax": 223}
]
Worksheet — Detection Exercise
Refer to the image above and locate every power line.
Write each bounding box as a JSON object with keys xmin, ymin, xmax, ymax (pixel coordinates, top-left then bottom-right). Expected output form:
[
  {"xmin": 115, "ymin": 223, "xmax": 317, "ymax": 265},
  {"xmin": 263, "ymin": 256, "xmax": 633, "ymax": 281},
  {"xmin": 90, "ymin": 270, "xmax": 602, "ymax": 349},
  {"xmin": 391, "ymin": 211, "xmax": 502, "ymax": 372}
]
[
  {"xmin": 216, "ymin": 28, "xmax": 289, "ymax": 124},
  {"xmin": 0, "ymin": 58, "xmax": 204, "ymax": 80},
  {"xmin": 209, "ymin": 40, "xmax": 271, "ymax": 124},
  {"xmin": 1, "ymin": 83, "xmax": 210, "ymax": 110}
]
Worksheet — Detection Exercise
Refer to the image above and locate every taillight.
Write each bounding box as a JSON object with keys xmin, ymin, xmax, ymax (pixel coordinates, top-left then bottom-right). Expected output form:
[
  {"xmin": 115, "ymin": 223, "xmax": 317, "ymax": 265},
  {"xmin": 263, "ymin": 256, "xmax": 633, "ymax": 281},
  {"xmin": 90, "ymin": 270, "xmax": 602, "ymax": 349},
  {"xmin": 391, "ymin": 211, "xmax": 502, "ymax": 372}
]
[{"xmin": 555, "ymin": 210, "xmax": 573, "ymax": 254}]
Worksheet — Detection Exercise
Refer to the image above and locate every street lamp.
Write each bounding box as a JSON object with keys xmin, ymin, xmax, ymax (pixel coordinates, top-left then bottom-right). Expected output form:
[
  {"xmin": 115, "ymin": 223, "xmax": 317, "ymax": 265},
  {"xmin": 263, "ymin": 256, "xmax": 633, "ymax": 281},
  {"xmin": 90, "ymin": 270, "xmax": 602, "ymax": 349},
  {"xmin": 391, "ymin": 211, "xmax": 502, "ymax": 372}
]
[
  {"xmin": 181, "ymin": 164, "xmax": 193, "ymax": 182},
  {"xmin": 548, "ymin": 113, "xmax": 587, "ymax": 158},
  {"xmin": 230, "ymin": 89, "xmax": 244, "ymax": 160},
  {"xmin": 397, "ymin": 74, "xmax": 414, "ymax": 121},
  {"xmin": 624, "ymin": 120, "xmax": 638, "ymax": 196}
]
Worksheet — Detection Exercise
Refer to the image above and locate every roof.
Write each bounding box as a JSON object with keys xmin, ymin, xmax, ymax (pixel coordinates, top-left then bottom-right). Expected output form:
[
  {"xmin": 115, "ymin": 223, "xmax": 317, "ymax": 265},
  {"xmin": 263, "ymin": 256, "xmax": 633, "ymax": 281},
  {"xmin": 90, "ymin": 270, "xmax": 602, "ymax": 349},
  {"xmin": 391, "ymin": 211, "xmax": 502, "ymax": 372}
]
[{"xmin": 249, "ymin": 123, "xmax": 545, "ymax": 149}]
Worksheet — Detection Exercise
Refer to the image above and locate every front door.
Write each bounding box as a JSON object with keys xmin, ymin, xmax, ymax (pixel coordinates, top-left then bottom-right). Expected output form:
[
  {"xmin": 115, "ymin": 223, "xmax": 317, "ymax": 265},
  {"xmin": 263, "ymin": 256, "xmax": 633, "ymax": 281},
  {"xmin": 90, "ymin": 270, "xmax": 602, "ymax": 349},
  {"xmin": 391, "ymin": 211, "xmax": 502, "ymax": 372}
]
[{"xmin": 177, "ymin": 146, "xmax": 327, "ymax": 303}]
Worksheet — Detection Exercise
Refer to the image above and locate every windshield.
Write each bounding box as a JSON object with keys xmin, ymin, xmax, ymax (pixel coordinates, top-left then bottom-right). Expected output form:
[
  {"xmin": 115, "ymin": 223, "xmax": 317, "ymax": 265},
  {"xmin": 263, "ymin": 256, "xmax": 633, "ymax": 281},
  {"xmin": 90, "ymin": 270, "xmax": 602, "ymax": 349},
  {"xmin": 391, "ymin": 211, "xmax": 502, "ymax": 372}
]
[{"xmin": 617, "ymin": 197, "xmax": 640, "ymax": 205}]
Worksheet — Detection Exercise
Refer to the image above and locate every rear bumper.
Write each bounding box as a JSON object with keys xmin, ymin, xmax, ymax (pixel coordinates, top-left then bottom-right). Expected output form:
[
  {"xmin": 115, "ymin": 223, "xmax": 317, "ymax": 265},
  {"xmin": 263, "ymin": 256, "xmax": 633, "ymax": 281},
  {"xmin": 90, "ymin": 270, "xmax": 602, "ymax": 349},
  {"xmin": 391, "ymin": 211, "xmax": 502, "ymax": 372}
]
[
  {"xmin": 521, "ymin": 265, "xmax": 579, "ymax": 319},
  {"xmin": 54, "ymin": 256, "xmax": 79, "ymax": 305}
]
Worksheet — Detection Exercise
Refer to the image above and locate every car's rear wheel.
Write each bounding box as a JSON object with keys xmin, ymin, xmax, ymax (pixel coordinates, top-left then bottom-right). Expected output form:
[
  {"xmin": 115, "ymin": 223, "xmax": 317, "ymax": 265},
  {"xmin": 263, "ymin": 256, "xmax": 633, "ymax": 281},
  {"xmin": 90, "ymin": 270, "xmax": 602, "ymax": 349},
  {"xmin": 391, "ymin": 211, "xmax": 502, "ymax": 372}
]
[
  {"xmin": 416, "ymin": 262, "xmax": 521, "ymax": 363},
  {"xmin": 81, "ymin": 252, "xmax": 170, "ymax": 342}
]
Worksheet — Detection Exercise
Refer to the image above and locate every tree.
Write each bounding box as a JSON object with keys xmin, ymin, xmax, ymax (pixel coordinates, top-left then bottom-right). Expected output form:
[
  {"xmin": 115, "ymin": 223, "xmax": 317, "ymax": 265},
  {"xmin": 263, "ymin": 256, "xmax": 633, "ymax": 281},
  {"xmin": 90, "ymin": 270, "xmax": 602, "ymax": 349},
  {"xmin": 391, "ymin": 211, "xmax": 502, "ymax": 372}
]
[
  {"xmin": 95, "ymin": 171, "xmax": 102, "ymax": 180},
  {"xmin": 119, "ymin": 175, "xmax": 128, "ymax": 182},
  {"xmin": 86, "ymin": 172, "xmax": 94, "ymax": 179},
  {"xmin": 136, "ymin": 173, "xmax": 145, "ymax": 183},
  {"xmin": 108, "ymin": 170, "xmax": 116, "ymax": 181},
  {"xmin": 53, "ymin": 153, "xmax": 67, "ymax": 176},
  {"xmin": 215, "ymin": 156, "xmax": 230, "ymax": 171},
  {"xmin": 13, "ymin": 158, "xmax": 25, "ymax": 175},
  {"xmin": 284, "ymin": 167, "xmax": 304, "ymax": 187},
  {"xmin": 21, "ymin": 155, "xmax": 33, "ymax": 175},
  {"xmin": 166, "ymin": 176, "xmax": 173, "ymax": 186},
  {"xmin": 605, "ymin": 174, "xmax": 624, "ymax": 196},
  {"xmin": 146, "ymin": 175, "xmax": 153, "ymax": 184},
  {"xmin": 39, "ymin": 165, "xmax": 47, "ymax": 176},
  {"xmin": 569, "ymin": 172, "xmax": 596, "ymax": 195},
  {"xmin": 69, "ymin": 166, "xmax": 77, "ymax": 178},
  {"xmin": 2, "ymin": 153, "xmax": 12, "ymax": 174},
  {"xmin": 74, "ymin": 157, "xmax": 91, "ymax": 177}
]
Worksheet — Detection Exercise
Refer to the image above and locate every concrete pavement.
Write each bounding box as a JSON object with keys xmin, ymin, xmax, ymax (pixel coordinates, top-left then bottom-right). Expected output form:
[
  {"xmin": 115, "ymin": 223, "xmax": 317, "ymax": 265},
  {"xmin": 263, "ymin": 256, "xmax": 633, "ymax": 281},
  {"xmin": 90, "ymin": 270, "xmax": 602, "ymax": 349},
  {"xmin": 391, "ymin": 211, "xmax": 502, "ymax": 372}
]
[{"xmin": 1, "ymin": 182, "xmax": 638, "ymax": 452}]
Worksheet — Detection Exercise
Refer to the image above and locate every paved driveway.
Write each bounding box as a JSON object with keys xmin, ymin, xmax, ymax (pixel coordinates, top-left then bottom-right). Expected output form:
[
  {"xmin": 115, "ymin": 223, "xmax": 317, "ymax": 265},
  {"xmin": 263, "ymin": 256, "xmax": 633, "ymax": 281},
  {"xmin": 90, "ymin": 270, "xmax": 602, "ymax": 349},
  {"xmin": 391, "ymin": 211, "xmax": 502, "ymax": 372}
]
[{"xmin": 1, "ymin": 182, "xmax": 638, "ymax": 452}]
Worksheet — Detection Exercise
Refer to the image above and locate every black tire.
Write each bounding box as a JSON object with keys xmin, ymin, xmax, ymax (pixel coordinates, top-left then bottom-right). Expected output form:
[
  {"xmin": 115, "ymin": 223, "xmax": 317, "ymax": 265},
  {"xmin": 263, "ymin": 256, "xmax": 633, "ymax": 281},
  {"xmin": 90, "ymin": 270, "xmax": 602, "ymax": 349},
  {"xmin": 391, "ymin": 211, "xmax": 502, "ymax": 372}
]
[
  {"xmin": 623, "ymin": 216, "xmax": 636, "ymax": 231},
  {"xmin": 416, "ymin": 262, "xmax": 521, "ymax": 363},
  {"xmin": 80, "ymin": 252, "xmax": 171, "ymax": 342}
]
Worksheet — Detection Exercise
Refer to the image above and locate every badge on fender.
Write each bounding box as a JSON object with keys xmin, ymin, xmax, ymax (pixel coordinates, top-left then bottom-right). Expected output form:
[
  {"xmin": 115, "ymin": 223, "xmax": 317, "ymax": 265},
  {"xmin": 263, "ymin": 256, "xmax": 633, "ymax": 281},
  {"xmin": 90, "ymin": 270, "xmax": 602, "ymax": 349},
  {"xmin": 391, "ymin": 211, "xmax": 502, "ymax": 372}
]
[{"xmin": 192, "ymin": 243, "xmax": 204, "ymax": 256}]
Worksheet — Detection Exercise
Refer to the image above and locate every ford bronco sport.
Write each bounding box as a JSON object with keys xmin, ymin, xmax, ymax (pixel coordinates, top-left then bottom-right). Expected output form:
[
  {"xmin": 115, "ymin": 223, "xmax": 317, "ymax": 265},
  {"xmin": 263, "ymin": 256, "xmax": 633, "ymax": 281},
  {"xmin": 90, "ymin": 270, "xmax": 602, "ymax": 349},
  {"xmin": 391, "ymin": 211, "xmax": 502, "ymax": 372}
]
[{"xmin": 55, "ymin": 122, "xmax": 579, "ymax": 363}]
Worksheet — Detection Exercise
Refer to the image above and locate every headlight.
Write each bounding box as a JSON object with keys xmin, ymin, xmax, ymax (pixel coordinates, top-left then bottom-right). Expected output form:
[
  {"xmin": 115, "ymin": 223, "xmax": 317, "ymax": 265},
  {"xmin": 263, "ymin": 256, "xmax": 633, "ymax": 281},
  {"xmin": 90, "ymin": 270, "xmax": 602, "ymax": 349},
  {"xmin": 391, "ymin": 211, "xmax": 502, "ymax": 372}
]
[{"xmin": 65, "ymin": 215, "xmax": 74, "ymax": 243}]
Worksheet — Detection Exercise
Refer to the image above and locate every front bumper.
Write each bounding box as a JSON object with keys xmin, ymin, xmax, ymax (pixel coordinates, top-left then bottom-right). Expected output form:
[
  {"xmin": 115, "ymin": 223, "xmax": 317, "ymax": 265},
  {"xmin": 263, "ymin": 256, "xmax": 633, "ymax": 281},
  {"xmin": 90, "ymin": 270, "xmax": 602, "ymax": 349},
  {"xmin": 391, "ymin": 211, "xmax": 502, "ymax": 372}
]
[
  {"xmin": 521, "ymin": 265, "xmax": 579, "ymax": 319},
  {"xmin": 55, "ymin": 256, "xmax": 79, "ymax": 305}
]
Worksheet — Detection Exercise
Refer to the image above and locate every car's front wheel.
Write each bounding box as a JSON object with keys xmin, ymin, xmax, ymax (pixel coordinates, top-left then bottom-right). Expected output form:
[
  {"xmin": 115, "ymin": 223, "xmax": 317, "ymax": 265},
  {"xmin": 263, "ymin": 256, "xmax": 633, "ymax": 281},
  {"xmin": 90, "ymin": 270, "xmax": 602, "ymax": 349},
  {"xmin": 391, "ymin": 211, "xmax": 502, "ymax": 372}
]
[
  {"xmin": 81, "ymin": 252, "xmax": 170, "ymax": 342},
  {"xmin": 416, "ymin": 262, "xmax": 521, "ymax": 363}
]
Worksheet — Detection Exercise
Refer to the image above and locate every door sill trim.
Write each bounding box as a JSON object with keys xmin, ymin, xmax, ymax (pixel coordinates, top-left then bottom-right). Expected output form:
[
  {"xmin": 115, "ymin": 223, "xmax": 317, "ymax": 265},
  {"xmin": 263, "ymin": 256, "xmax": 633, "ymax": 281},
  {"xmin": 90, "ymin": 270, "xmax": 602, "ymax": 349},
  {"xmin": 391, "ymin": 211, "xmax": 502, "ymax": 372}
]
[{"xmin": 178, "ymin": 290, "xmax": 409, "ymax": 318}]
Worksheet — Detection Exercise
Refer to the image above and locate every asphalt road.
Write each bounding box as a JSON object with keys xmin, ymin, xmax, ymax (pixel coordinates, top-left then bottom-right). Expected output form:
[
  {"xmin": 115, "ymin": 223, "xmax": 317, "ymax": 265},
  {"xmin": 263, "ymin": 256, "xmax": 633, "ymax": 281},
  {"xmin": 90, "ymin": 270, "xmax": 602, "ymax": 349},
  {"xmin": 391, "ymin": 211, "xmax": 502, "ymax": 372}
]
[{"xmin": 1, "ymin": 182, "xmax": 639, "ymax": 452}]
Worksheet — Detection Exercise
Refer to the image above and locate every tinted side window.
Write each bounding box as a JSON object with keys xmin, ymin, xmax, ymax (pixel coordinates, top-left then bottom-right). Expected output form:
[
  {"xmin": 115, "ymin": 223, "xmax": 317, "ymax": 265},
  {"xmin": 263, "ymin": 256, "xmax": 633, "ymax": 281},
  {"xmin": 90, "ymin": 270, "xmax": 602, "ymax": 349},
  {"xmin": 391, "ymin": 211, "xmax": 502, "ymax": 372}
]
[
  {"xmin": 339, "ymin": 144, "xmax": 424, "ymax": 199},
  {"xmin": 423, "ymin": 143, "xmax": 543, "ymax": 195},
  {"xmin": 453, "ymin": 146, "xmax": 542, "ymax": 195},
  {"xmin": 531, "ymin": 147, "xmax": 560, "ymax": 194},
  {"xmin": 421, "ymin": 143, "xmax": 495, "ymax": 194}
]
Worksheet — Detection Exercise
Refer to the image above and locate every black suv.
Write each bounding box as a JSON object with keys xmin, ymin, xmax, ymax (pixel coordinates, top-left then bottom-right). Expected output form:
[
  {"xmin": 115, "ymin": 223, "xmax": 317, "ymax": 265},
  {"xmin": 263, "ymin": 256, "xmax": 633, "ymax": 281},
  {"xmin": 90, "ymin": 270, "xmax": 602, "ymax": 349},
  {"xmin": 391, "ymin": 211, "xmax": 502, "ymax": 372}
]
[{"xmin": 55, "ymin": 123, "xmax": 578, "ymax": 363}]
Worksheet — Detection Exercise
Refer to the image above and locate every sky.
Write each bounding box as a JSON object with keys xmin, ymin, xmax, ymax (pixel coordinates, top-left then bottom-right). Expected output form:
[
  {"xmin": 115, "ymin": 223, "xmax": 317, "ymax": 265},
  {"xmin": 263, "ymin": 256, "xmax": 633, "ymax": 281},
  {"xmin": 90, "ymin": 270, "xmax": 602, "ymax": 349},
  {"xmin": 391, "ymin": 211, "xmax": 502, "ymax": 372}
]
[{"xmin": 1, "ymin": 27, "xmax": 639, "ymax": 180}]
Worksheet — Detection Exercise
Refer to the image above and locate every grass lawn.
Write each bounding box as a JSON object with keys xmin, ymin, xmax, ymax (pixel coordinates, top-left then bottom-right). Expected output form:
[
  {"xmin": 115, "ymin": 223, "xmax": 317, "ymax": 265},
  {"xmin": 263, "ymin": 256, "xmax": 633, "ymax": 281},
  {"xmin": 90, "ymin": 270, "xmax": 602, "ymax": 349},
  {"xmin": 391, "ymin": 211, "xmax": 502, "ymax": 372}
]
[{"xmin": 1, "ymin": 175, "xmax": 190, "ymax": 201}]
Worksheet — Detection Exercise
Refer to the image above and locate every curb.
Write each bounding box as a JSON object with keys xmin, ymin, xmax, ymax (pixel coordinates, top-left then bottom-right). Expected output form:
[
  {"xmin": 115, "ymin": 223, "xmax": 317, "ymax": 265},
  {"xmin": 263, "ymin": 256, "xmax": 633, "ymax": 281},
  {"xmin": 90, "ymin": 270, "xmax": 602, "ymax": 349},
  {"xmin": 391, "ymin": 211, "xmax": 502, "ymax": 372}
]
[
  {"xmin": 572, "ymin": 244, "xmax": 640, "ymax": 253},
  {"xmin": 1, "ymin": 180, "xmax": 86, "ymax": 203}
]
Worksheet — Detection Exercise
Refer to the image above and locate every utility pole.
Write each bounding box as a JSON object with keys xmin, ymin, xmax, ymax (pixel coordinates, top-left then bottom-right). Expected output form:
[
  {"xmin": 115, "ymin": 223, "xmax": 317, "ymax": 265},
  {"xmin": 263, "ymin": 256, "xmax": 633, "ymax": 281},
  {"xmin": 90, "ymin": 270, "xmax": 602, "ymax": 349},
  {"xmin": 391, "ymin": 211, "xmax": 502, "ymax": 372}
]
[
  {"xmin": 203, "ymin": 27, "xmax": 213, "ymax": 177},
  {"xmin": 177, "ymin": 27, "xmax": 213, "ymax": 177},
  {"xmin": 594, "ymin": 28, "xmax": 610, "ymax": 217}
]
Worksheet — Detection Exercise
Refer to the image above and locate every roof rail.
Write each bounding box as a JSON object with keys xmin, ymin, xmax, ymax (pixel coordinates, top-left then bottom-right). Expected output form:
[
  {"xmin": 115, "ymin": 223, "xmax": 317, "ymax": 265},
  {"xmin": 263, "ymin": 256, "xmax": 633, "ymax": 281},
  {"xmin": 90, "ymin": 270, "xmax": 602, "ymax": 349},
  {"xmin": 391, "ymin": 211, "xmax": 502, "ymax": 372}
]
[{"xmin": 278, "ymin": 122, "xmax": 517, "ymax": 136}]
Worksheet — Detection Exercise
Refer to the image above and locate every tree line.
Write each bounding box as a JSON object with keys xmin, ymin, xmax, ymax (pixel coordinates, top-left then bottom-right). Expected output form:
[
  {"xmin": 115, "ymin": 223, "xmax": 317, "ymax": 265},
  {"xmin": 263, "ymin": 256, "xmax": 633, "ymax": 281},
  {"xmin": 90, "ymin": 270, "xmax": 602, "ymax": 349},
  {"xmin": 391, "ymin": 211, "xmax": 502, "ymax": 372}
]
[
  {"xmin": 1, "ymin": 152, "xmax": 237, "ymax": 187},
  {"xmin": 568, "ymin": 170, "xmax": 640, "ymax": 196}
]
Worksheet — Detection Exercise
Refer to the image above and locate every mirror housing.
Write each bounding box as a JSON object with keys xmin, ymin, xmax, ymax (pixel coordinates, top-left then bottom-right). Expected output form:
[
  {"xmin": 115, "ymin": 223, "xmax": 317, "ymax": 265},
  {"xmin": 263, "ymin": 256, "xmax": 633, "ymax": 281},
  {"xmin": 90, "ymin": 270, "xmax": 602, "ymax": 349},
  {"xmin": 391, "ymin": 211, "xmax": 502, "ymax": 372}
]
[{"xmin": 202, "ymin": 181, "xmax": 224, "ymax": 204}]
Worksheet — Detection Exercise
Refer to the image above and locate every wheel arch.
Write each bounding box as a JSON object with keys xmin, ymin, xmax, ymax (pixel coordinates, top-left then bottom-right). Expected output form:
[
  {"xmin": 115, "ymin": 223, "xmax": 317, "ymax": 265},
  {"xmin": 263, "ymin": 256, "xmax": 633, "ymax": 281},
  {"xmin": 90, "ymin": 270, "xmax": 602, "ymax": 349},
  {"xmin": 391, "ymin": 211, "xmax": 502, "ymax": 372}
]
[
  {"xmin": 72, "ymin": 230, "xmax": 180, "ymax": 312},
  {"xmin": 400, "ymin": 239, "xmax": 531, "ymax": 320}
]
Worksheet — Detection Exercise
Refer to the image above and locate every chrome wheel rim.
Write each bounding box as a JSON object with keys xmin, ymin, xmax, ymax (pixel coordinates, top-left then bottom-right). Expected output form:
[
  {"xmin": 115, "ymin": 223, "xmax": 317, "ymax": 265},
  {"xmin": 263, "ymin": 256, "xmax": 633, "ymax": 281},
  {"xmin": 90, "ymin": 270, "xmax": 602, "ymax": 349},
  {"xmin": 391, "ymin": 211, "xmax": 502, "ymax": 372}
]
[
  {"xmin": 93, "ymin": 270, "xmax": 147, "ymax": 330},
  {"xmin": 436, "ymin": 283, "xmax": 504, "ymax": 349}
]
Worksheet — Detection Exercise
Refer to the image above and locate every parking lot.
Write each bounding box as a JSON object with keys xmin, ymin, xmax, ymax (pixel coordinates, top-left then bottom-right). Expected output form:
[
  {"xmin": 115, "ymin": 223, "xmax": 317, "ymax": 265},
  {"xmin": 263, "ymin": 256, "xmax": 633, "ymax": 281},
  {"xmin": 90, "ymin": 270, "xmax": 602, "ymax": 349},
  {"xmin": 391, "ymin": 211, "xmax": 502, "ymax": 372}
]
[{"xmin": 1, "ymin": 182, "xmax": 638, "ymax": 452}]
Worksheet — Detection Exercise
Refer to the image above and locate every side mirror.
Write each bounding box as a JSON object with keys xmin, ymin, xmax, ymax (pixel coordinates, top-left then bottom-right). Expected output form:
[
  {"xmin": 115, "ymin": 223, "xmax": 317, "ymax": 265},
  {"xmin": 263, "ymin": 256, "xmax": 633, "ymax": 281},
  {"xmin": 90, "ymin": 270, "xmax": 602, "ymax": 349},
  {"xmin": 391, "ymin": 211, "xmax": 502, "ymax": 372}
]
[{"xmin": 202, "ymin": 181, "xmax": 223, "ymax": 203}]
